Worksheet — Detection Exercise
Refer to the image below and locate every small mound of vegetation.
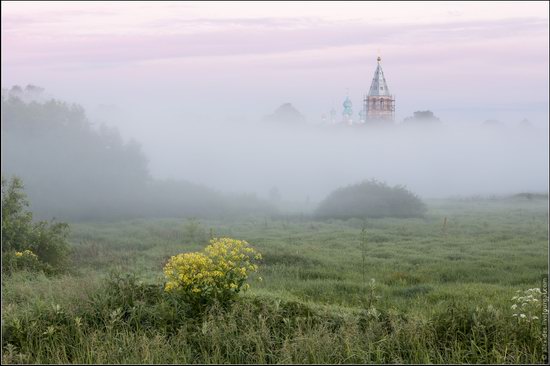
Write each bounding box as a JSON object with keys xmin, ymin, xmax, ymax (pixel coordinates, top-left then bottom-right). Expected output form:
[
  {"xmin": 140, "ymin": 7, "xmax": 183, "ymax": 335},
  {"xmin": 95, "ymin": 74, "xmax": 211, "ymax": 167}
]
[
  {"xmin": 512, "ymin": 192, "xmax": 548, "ymax": 200},
  {"xmin": 315, "ymin": 180, "xmax": 427, "ymax": 220}
]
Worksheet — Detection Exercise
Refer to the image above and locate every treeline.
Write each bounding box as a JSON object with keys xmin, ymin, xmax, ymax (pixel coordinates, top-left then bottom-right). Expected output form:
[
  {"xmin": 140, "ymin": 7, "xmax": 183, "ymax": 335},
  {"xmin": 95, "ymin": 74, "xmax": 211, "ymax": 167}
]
[{"xmin": 1, "ymin": 86, "xmax": 276, "ymax": 221}]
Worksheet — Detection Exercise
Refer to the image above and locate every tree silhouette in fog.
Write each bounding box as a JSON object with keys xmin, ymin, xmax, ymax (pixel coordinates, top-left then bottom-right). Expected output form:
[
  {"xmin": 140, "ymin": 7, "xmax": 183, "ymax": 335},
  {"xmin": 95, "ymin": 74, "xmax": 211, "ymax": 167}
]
[
  {"xmin": 1, "ymin": 86, "xmax": 276, "ymax": 220},
  {"xmin": 315, "ymin": 180, "xmax": 426, "ymax": 219}
]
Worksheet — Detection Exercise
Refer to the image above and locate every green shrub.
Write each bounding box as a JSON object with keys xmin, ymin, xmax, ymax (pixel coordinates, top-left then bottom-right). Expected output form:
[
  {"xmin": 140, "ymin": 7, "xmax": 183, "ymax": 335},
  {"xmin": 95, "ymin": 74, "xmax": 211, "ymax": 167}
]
[
  {"xmin": 315, "ymin": 180, "xmax": 427, "ymax": 219},
  {"xmin": 1, "ymin": 176, "xmax": 70, "ymax": 274},
  {"xmin": 84, "ymin": 272, "xmax": 175, "ymax": 331},
  {"xmin": 2, "ymin": 250, "xmax": 45, "ymax": 273}
]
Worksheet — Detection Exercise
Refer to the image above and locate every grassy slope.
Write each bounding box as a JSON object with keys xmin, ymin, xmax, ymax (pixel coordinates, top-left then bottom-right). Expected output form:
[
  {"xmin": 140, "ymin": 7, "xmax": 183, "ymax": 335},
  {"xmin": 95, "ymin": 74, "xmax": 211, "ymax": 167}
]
[{"xmin": 2, "ymin": 197, "xmax": 548, "ymax": 363}]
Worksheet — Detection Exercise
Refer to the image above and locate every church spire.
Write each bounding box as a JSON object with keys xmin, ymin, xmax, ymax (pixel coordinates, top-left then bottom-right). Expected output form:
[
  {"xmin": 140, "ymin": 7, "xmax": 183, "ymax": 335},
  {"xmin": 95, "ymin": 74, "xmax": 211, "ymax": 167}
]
[
  {"xmin": 363, "ymin": 54, "xmax": 395, "ymax": 122},
  {"xmin": 368, "ymin": 56, "xmax": 391, "ymax": 97}
]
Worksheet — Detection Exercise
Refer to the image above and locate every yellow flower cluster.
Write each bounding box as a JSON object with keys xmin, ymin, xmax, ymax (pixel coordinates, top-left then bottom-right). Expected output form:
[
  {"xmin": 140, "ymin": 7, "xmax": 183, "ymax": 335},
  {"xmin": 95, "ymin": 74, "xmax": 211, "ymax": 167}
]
[
  {"xmin": 10, "ymin": 249, "xmax": 41, "ymax": 272},
  {"xmin": 15, "ymin": 249, "xmax": 37, "ymax": 258},
  {"xmin": 163, "ymin": 238, "xmax": 262, "ymax": 304}
]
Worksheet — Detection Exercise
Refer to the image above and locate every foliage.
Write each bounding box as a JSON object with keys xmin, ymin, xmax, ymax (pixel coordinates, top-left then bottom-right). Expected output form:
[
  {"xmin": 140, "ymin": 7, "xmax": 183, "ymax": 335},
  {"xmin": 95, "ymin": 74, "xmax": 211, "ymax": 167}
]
[
  {"xmin": 315, "ymin": 179, "xmax": 427, "ymax": 219},
  {"xmin": 2, "ymin": 250, "xmax": 44, "ymax": 273},
  {"xmin": 403, "ymin": 110, "xmax": 442, "ymax": 124},
  {"xmin": 1, "ymin": 87, "xmax": 277, "ymax": 221},
  {"xmin": 1, "ymin": 284, "xmax": 546, "ymax": 364},
  {"xmin": 1, "ymin": 91, "xmax": 149, "ymax": 220},
  {"xmin": 1, "ymin": 175, "xmax": 31, "ymax": 251},
  {"xmin": 1, "ymin": 198, "xmax": 548, "ymax": 363},
  {"xmin": 163, "ymin": 238, "xmax": 262, "ymax": 308},
  {"xmin": 1, "ymin": 176, "xmax": 70, "ymax": 274}
]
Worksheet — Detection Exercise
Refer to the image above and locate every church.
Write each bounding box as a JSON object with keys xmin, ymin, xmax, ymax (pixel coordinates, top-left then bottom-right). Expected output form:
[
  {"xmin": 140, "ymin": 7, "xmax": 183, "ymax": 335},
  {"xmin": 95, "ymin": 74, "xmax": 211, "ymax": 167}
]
[
  {"xmin": 362, "ymin": 56, "xmax": 395, "ymax": 123},
  {"xmin": 328, "ymin": 56, "xmax": 395, "ymax": 125}
]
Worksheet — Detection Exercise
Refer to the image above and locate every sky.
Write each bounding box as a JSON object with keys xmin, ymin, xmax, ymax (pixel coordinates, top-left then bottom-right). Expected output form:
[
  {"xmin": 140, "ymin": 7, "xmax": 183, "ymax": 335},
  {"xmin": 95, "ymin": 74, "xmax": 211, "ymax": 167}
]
[
  {"xmin": 2, "ymin": 1, "xmax": 548, "ymax": 124},
  {"xmin": 1, "ymin": 1, "xmax": 549, "ymax": 200}
]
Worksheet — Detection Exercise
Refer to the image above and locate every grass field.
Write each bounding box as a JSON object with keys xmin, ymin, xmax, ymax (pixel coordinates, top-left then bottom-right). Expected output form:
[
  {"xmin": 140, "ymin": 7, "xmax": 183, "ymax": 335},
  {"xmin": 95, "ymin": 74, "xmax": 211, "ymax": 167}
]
[{"xmin": 2, "ymin": 197, "xmax": 548, "ymax": 364}]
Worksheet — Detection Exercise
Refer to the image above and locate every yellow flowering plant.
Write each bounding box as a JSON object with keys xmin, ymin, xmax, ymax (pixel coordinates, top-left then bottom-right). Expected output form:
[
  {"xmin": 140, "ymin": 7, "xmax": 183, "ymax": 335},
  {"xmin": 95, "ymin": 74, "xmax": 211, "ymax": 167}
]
[
  {"xmin": 3, "ymin": 249, "xmax": 42, "ymax": 273},
  {"xmin": 15, "ymin": 249, "xmax": 38, "ymax": 258},
  {"xmin": 163, "ymin": 238, "xmax": 262, "ymax": 307}
]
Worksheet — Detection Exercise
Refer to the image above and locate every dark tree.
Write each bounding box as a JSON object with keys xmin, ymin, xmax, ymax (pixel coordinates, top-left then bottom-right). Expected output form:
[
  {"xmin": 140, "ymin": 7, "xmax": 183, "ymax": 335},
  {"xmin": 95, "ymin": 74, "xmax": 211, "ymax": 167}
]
[
  {"xmin": 403, "ymin": 110, "xmax": 441, "ymax": 124},
  {"xmin": 315, "ymin": 180, "xmax": 427, "ymax": 219}
]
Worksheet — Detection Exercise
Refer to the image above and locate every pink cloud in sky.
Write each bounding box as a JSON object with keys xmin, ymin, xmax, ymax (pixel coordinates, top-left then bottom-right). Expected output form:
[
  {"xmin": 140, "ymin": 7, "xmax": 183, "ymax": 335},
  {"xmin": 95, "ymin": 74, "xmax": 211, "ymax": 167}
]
[
  {"xmin": 1, "ymin": 1, "xmax": 548, "ymax": 125},
  {"xmin": 3, "ymin": 13, "xmax": 548, "ymax": 65}
]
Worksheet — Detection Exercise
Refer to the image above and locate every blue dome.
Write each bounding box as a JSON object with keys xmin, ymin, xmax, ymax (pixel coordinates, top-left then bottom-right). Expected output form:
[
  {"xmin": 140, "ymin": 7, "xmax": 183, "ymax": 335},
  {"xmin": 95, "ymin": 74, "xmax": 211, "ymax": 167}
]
[
  {"xmin": 342, "ymin": 96, "xmax": 353, "ymax": 118},
  {"xmin": 343, "ymin": 97, "xmax": 352, "ymax": 108}
]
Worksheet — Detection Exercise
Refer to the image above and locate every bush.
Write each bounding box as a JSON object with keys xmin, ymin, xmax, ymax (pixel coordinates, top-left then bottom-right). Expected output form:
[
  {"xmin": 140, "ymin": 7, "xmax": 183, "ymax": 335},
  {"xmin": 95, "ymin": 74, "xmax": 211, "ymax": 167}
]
[
  {"xmin": 1, "ymin": 176, "xmax": 70, "ymax": 274},
  {"xmin": 163, "ymin": 238, "xmax": 262, "ymax": 309},
  {"xmin": 315, "ymin": 180, "xmax": 427, "ymax": 219},
  {"xmin": 2, "ymin": 250, "xmax": 44, "ymax": 273}
]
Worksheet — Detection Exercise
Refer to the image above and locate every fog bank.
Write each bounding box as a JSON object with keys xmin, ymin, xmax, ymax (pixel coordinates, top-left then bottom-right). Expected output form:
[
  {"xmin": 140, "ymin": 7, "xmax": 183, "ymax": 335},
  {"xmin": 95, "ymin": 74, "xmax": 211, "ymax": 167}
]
[{"xmin": 108, "ymin": 112, "xmax": 547, "ymax": 202}]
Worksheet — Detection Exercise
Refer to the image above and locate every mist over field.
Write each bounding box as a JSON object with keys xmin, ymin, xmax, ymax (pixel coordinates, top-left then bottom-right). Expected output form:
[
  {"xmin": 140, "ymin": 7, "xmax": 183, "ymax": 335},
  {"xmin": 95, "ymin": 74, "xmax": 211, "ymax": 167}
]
[
  {"xmin": 94, "ymin": 107, "xmax": 548, "ymax": 202},
  {"xmin": 2, "ymin": 84, "xmax": 548, "ymax": 222}
]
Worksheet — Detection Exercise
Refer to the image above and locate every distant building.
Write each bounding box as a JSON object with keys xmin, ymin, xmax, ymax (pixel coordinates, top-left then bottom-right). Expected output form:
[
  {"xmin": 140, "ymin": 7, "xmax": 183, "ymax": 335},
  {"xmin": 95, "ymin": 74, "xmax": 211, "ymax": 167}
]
[
  {"xmin": 324, "ymin": 55, "xmax": 395, "ymax": 126},
  {"xmin": 342, "ymin": 95, "xmax": 353, "ymax": 125},
  {"xmin": 362, "ymin": 56, "xmax": 395, "ymax": 123}
]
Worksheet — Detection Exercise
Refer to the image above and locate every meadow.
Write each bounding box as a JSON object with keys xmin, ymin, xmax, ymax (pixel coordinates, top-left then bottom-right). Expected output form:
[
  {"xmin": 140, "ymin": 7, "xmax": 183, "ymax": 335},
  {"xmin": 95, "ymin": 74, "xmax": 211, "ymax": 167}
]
[{"xmin": 2, "ymin": 196, "xmax": 548, "ymax": 364}]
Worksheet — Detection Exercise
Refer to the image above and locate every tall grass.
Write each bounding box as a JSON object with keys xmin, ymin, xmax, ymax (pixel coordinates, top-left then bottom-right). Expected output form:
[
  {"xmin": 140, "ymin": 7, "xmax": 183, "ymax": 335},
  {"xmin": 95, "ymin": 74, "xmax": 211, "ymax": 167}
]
[
  {"xmin": 2, "ymin": 198, "xmax": 548, "ymax": 363},
  {"xmin": 2, "ymin": 282, "xmax": 545, "ymax": 363}
]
